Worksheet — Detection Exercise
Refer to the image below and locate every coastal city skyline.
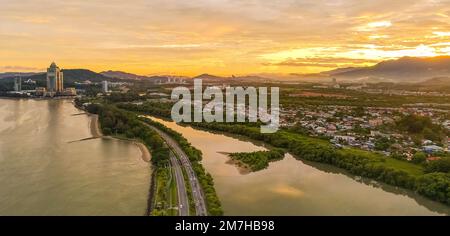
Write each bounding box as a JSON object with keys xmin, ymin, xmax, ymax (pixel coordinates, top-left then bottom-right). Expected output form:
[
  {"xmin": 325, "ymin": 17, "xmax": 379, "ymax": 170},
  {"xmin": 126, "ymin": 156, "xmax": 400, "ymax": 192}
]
[{"xmin": 1, "ymin": 0, "xmax": 450, "ymax": 76}]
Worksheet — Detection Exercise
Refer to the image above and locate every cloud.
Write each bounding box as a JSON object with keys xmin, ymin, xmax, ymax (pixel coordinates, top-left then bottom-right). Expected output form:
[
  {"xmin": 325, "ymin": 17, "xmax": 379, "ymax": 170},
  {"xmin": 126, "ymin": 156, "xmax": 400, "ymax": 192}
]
[
  {"xmin": 270, "ymin": 184, "xmax": 305, "ymax": 198},
  {"xmin": 12, "ymin": 16, "xmax": 55, "ymax": 24},
  {"xmin": 433, "ymin": 31, "xmax": 450, "ymax": 37},
  {"xmin": 354, "ymin": 20, "xmax": 392, "ymax": 31},
  {"xmin": 368, "ymin": 35, "xmax": 390, "ymax": 39},
  {"xmin": 264, "ymin": 61, "xmax": 339, "ymax": 68},
  {"xmin": 99, "ymin": 43, "xmax": 213, "ymax": 50},
  {"xmin": 339, "ymin": 44, "xmax": 439, "ymax": 59},
  {"xmin": 368, "ymin": 21, "xmax": 392, "ymax": 28},
  {"xmin": 0, "ymin": 0, "xmax": 449, "ymax": 75}
]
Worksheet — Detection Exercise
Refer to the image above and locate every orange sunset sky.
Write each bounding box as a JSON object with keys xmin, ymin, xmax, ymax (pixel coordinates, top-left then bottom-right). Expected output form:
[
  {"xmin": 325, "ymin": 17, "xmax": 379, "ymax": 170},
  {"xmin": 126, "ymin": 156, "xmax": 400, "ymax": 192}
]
[{"xmin": 1, "ymin": 0, "xmax": 449, "ymax": 76}]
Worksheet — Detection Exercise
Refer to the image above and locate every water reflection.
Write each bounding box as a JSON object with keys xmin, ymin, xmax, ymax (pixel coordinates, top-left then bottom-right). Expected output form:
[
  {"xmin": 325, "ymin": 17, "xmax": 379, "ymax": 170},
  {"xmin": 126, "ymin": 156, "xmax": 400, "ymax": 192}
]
[
  {"xmin": 0, "ymin": 99, "xmax": 151, "ymax": 216},
  {"xmin": 146, "ymin": 115, "xmax": 450, "ymax": 216}
]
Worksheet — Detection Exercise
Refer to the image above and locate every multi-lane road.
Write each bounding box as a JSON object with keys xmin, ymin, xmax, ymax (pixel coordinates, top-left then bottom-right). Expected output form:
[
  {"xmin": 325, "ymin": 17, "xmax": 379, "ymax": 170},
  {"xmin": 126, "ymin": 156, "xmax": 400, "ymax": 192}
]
[
  {"xmin": 169, "ymin": 152, "xmax": 189, "ymax": 216},
  {"xmin": 142, "ymin": 121, "xmax": 208, "ymax": 216}
]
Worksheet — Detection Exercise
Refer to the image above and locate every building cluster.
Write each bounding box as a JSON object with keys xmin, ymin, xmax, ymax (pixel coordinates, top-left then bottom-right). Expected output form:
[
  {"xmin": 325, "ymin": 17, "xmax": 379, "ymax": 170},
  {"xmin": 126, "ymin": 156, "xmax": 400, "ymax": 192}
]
[
  {"xmin": 154, "ymin": 76, "xmax": 186, "ymax": 84},
  {"xmin": 10, "ymin": 62, "xmax": 77, "ymax": 97},
  {"xmin": 280, "ymin": 105, "xmax": 450, "ymax": 157},
  {"xmin": 39, "ymin": 62, "xmax": 76, "ymax": 97},
  {"xmin": 7, "ymin": 77, "xmax": 32, "ymax": 96}
]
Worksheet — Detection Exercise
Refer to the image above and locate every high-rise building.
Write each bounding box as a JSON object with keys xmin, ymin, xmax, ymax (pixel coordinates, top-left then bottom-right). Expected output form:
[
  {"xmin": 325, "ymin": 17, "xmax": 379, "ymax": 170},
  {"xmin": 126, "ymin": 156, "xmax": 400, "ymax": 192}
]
[
  {"xmin": 102, "ymin": 80, "xmax": 108, "ymax": 93},
  {"xmin": 14, "ymin": 77, "xmax": 21, "ymax": 92},
  {"xmin": 46, "ymin": 62, "xmax": 64, "ymax": 95}
]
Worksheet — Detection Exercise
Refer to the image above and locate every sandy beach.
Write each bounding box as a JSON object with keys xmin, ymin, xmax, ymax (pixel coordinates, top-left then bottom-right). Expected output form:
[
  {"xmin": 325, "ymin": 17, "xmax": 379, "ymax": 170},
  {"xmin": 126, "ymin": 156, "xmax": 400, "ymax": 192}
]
[
  {"xmin": 89, "ymin": 114, "xmax": 102, "ymax": 138},
  {"xmin": 88, "ymin": 113, "xmax": 151, "ymax": 162},
  {"xmin": 134, "ymin": 142, "xmax": 151, "ymax": 162}
]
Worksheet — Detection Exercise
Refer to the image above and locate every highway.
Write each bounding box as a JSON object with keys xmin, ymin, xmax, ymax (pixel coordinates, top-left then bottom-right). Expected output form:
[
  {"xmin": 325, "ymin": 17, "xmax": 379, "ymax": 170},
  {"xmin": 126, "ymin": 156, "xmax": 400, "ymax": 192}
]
[
  {"xmin": 142, "ymin": 121, "xmax": 208, "ymax": 216},
  {"xmin": 169, "ymin": 151, "xmax": 189, "ymax": 216}
]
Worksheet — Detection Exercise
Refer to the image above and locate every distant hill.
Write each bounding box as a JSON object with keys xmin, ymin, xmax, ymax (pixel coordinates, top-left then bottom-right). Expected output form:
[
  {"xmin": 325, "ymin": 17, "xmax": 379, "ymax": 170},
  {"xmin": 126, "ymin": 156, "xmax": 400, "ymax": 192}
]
[
  {"xmin": 414, "ymin": 77, "xmax": 450, "ymax": 91},
  {"xmin": 417, "ymin": 76, "xmax": 450, "ymax": 85},
  {"xmin": 328, "ymin": 56, "xmax": 450, "ymax": 82},
  {"xmin": 0, "ymin": 72, "xmax": 41, "ymax": 79},
  {"xmin": 321, "ymin": 67, "xmax": 359, "ymax": 76},
  {"xmin": 101, "ymin": 70, "xmax": 149, "ymax": 80},
  {"xmin": 63, "ymin": 69, "xmax": 120, "ymax": 83},
  {"xmin": 234, "ymin": 75, "xmax": 272, "ymax": 82},
  {"xmin": 193, "ymin": 73, "xmax": 226, "ymax": 81}
]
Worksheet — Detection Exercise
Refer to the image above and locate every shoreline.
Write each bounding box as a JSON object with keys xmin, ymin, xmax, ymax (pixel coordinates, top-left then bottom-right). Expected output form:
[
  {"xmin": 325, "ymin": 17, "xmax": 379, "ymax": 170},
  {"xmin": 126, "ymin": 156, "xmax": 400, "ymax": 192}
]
[
  {"xmin": 88, "ymin": 113, "xmax": 151, "ymax": 162},
  {"xmin": 225, "ymin": 158, "xmax": 252, "ymax": 175},
  {"xmin": 145, "ymin": 169, "xmax": 157, "ymax": 216},
  {"xmin": 134, "ymin": 141, "xmax": 151, "ymax": 162},
  {"xmin": 218, "ymin": 152, "xmax": 252, "ymax": 174},
  {"xmin": 0, "ymin": 96, "xmax": 76, "ymax": 100},
  {"xmin": 89, "ymin": 114, "xmax": 102, "ymax": 138}
]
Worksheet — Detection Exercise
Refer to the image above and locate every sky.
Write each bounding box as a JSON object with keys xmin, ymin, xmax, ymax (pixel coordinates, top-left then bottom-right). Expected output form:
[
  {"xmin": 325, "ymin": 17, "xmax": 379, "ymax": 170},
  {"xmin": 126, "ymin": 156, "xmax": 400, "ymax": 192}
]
[{"xmin": 1, "ymin": 0, "xmax": 450, "ymax": 76}]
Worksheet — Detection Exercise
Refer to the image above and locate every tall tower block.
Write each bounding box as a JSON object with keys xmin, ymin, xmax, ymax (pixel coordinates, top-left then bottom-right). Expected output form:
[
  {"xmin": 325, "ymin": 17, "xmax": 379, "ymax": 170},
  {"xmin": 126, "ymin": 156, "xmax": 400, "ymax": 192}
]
[{"xmin": 46, "ymin": 62, "xmax": 64, "ymax": 95}]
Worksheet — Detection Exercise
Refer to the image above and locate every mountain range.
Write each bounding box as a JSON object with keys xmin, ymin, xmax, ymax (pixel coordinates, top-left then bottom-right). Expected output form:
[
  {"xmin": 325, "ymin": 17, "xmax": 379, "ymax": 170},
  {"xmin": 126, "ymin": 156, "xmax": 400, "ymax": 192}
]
[
  {"xmin": 317, "ymin": 56, "xmax": 450, "ymax": 83},
  {"xmin": 0, "ymin": 72, "xmax": 41, "ymax": 80},
  {"xmin": 100, "ymin": 70, "xmax": 150, "ymax": 80},
  {"xmin": 1, "ymin": 56, "xmax": 449, "ymax": 85}
]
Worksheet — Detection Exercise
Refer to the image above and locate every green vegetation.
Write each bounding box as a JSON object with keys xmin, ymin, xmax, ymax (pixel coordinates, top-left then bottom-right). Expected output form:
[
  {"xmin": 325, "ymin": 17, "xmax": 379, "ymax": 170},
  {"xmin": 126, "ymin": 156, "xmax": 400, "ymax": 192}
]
[
  {"xmin": 412, "ymin": 152, "xmax": 427, "ymax": 164},
  {"xmin": 151, "ymin": 167, "xmax": 177, "ymax": 216},
  {"xmin": 425, "ymin": 157, "xmax": 450, "ymax": 174},
  {"xmin": 105, "ymin": 93, "xmax": 142, "ymax": 103},
  {"xmin": 180, "ymin": 165, "xmax": 196, "ymax": 215},
  {"xmin": 140, "ymin": 117, "xmax": 223, "ymax": 216},
  {"xmin": 228, "ymin": 148, "xmax": 286, "ymax": 172},
  {"xmin": 117, "ymin": 102, "xmax": 173, "ymax": 118},
  {"xmin": 416, "ymin": 173, "xmax": 450, "ymax": 205},
  {"xmin": 396, "ymin": 114, "xmax": 447, "ymax": 142},
  {"xmin": 374, "ymin": 136, "xmax": 393, "ymax": 151},
  {"xmin": 352, "ymin": 106, "xmax": 366, "ymax": 117},
  {"xmin": 169, "ymin": 168, "xmax": 178, "ymax": 216}
]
